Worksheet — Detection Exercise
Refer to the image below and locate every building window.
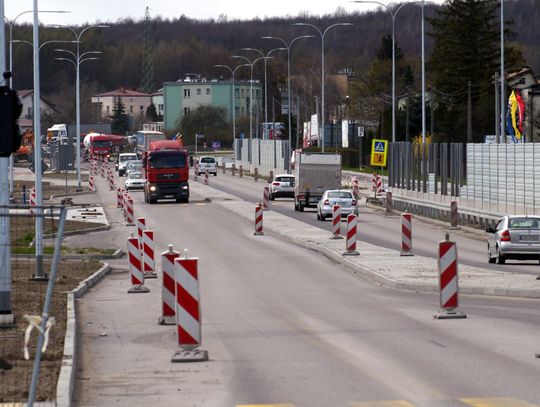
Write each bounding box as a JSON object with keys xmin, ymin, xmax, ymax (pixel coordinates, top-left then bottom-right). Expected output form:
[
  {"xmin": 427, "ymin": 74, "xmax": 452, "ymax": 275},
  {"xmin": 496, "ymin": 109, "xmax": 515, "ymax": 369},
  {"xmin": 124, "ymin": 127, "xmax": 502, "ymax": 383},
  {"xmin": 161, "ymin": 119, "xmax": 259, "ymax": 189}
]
[
  {"xmin": 235, "ymin": 89, "xmax": 239, "ymax": 98},
  {"xmin": 241, "ymin": 89, "xmax": 245, "ymax": 97},
  {"xmin": 256, "ymin": 90, "xmax": 260, "ymax": 98},
  {"xmin": 158, "ymin": 104, "xmax": 163, "ymax": 112},
  {"xmin": 197, "ymin": 88, "xmax": 202, "ymax": 95},
  {"xmin": 140, "ymin": 106, "xmax": 144, "ymax": 112},
  {"xmin": 206, "ymin": 88, "xmax": 211, "ymax": 95},
  {"xmin": 130, "ymin": 106, "xmax": 133, "ymax": 114},
  {"xmin": 28, "ymin": 107, "xmax": 32, "ymax": 117},
  {"xmin": 184, "ymin": 107, "xmax": 190, "ymax": 115},
  {"xmin": 106, "ymin": 106, "xmax": 110, "ymax": 115},
  {"xmin": 184, "ymin": 89, "xmax": 190, "ymax": 98},
  {"xmin": 235, "ymin": 106, "xmax": 239, "ymax": 114}
]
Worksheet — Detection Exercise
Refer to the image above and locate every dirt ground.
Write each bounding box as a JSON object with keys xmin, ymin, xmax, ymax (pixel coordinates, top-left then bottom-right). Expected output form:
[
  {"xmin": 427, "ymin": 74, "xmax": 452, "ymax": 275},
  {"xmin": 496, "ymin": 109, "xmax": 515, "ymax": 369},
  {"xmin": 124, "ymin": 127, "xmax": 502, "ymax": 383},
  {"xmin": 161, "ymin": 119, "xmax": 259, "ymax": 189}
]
[{"xmin": 0, "ymin": 259, "xmax": 102, "ymax": 402}]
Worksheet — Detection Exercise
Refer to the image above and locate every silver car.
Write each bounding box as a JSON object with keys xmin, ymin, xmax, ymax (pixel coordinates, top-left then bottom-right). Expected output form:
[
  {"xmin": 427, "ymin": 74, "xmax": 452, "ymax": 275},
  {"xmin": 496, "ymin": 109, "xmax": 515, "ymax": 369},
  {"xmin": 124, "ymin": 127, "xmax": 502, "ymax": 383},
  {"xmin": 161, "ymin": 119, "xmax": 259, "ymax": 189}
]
[
  {"xmin": 269, "ymin": 174, "xmax": 295, "ymax": 200},
  {"xmin": 487, "ymin": 215, "xmax": 540, "ymax": 264},
  {"xmin": 316, "ymin": 190, "xmax": 358, "ymax": 221},
  {"xmin": 124, "ymin": 171, "xmax": 146, "ymax": 190}
]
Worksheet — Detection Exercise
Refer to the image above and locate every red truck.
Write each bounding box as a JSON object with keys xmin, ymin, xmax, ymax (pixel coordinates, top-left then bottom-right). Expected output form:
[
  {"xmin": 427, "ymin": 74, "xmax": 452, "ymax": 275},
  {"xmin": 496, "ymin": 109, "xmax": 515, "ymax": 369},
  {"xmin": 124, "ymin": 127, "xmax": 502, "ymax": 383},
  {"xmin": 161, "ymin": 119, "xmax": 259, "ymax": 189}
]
[
  {"xmin": 142, "ymin": 139, "xmax": 190, "ymax": 204},
  {"xmin": 83, "ymin": 133, "xmax": 127, "ymax": 160}
]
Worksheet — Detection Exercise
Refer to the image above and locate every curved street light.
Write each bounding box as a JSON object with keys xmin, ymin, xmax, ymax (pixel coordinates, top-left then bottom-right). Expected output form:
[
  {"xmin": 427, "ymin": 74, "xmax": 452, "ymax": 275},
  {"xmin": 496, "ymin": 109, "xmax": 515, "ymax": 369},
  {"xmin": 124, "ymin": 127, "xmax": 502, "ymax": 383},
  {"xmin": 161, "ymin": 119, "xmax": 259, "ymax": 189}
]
[
  {"xmin": 292, "ymin": 23, "xmax": 353, "ymax": 153},
  {"xmin": 353, "ymin": 1, "xmax": 420, "ymax": 143},
  {"xmin": 261, "ymin": 35, "xmax": 314, "ymax": 170},
  {"xmin": 52, "ymin": 24, "xmax": 109, "ymax": 191},
  {"xmin": 214, "ymin": 63, "xmax": 250, "ymax": 145}
]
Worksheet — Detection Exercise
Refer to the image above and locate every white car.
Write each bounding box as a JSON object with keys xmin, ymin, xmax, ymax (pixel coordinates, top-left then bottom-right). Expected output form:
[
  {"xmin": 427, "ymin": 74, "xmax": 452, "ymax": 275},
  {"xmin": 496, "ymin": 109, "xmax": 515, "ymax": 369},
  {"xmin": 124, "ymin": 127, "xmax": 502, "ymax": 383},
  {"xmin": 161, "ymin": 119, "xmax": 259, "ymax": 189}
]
[
  {"xmin": 197, "ymin": 156, "xmax": 217, "ymax": 176},
  {"xmin": 316, "ymin": 190, "xmax": 358, "ymax": 221},
  {"xmin": 117, "ymin": 153, "xmax": 138, "ymax": 176},
  {"xmin": 269, "ymin": 174, "xmax": 295, "ymax": 200},
  {"xmin": 124, "ymin": 171, "xmax": 146, "ymax": 190}
]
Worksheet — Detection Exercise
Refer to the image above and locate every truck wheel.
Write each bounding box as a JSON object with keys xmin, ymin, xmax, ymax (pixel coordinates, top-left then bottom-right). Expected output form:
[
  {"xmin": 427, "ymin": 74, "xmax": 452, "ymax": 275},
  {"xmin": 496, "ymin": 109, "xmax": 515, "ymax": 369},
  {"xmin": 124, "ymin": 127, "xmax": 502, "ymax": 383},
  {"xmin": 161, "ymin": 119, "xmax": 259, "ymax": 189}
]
[{"xmin": 149, "ymin": 198, "xmax": 157, "ymax": 204}]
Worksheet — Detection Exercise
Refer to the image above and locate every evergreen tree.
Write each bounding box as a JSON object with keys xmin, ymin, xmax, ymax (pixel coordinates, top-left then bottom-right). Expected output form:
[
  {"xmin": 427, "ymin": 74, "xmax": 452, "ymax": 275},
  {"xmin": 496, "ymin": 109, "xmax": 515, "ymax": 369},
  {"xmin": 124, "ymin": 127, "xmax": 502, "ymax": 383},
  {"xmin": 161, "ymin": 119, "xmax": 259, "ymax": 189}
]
[
  {"xmin": 428, "ymin": 0, "xmax": 524, "ymax": 142},
  {"xmin": 111, "ymin": 98, "xmax": 129, "ymax": 135},
  {"xmin": 146, "ymin": 103, "xmax": 159, "ymax": 122}
]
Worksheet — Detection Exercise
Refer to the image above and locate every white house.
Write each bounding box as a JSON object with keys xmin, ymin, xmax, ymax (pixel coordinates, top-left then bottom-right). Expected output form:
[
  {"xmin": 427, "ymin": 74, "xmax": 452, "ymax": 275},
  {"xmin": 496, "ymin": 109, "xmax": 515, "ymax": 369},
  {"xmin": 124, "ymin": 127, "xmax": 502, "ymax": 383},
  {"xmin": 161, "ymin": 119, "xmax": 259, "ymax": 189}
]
[
  {"xmin": 91, "ymin": 88, "xmax": 153, "ymax": 121},
  {"xmin": 16, "ymin": 89, "xmax": 56, "ymax": 120}
]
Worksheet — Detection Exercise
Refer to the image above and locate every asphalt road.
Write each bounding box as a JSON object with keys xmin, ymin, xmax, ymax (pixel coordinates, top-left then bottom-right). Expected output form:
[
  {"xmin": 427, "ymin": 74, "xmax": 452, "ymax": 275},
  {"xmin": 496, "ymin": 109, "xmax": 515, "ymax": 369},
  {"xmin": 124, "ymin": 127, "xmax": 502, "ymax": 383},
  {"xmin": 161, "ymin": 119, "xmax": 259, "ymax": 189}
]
[
  {"xmin": 74, "ymin": 172, "xmax": 540, "ymax": 407},
  {"xmin": 197, "ymin": 171, "xmax": 540, "ymax": 276}
]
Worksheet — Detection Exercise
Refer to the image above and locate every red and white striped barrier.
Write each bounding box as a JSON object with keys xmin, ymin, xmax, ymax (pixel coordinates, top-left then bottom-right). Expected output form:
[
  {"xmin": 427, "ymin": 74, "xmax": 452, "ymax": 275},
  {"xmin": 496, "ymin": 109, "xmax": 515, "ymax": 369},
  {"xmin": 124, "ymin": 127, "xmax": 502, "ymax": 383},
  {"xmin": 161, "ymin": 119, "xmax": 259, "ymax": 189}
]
[
  {"xmin": 108, "ymin": 169, "xmax": 115, "ymax": 190},
  {"xmin": 435, "ymin": 236, "xmax": 466, "ymax": 319},
  {"xmin": 142, "ymin": 230, "xmax": 157, "ymax": 279},
  {"xmin": 450, "ymin": 201, "xmax": 459, "ymax": 229},
  {"xmin": 372, "ymin": 173, "xmax": 383, "ymax": 196},
  {"xmin": 159, "ymin": 245, "xmax": 179, "ymax": 325},
  {"xmin": 343, "ymin": 214, "xmax": 359, "ymax": 256},
  {"xmin": 254, "ymin": 203, "xmax": 264, "ymax": 235},
  {"xmin": 385, "ymin": 191, "xmax": 393, "ymax": 215},
  {"xmin": 262, "ymin": 186, "xmax": 270, "ymax": 211},
  {"xmin": 127, "ymin": 234, "xmax": 149, "ymax": 293},
  {"xmin": 193, "ymin": 164, "xmax": 199, "ymax": 181},
  {"xmin": 29, "ymin": 187, "xmax": 36, "ymax": 214},
  {"xmin": 254, "ymin": 167, "xmax": 259, "ymax": 182},
  {"xmin": 116, "ymin": 187, "xmax": 123, "ymax": 208},
  {"xmin": 173, "ymin": 256, "xmax": 203, "ymax": 348},
  {"xmin": 89, "ymin": 176, "xmax": 95, "ymax": 192},
  {"xmin": 126, "ymin": 195, "xmax": 135, "ymax": 225},
  {"xmin": 123, "ymin": 191, "xmax": 129, "ymax": 219},
  {"xmin": 330, "ymin": 205, "xmax": 343, "ymax": 239},
  {"xmin": 136, "ymin": 217, "xmax": 146, "ymax": 248},
  {"xmin": 400, "ymin": 212, "xmax": 413, "ymax": 256},
  {"xmin": 204, "ymin": 170, "xmax": 209, "ymax": 185},
  {"xmin": 352, "ymin": 176, "xmax": 359, "ymax": 200},
  {"xmin": 231, "ymin": 163, "xmax": 236, "ymax": 176},
  {"xmin": 100, "ymin": 162, "xmax": 106, "ymax": 178},
  {"xmin": 239, "ymin": 164, "xmax": 244, "ymax": 178},
  {"xmin": 268, "ymin": 170, "xmax": 273, "ymax": 183}
]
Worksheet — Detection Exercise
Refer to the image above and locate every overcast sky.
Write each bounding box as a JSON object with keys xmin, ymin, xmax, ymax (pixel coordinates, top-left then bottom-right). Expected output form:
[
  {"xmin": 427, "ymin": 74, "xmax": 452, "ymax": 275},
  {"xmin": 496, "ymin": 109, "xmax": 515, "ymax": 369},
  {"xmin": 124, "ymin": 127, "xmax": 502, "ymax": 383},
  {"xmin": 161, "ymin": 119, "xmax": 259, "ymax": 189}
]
[{"xmin": 5, "ymin": 0, "xmax": 444, "ymax": 25}]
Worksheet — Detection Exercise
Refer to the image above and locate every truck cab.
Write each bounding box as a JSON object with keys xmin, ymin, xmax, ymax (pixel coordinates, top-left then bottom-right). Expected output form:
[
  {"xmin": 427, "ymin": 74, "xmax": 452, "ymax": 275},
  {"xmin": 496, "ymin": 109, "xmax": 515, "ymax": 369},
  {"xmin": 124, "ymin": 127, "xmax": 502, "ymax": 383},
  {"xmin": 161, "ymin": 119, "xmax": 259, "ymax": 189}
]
[{"xmin": 143, "ymin": 140, "xmax": 190, "ymax": 204}]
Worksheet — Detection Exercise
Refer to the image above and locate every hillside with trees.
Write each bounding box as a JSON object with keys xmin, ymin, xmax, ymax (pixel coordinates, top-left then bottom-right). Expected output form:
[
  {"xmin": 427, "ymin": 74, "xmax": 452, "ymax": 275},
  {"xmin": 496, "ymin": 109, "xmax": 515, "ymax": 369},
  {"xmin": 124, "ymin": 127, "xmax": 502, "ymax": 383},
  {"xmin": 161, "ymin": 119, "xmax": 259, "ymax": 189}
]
[{"xmin": 7, "ymin": 0, "xmax": 540, "ymax": 143}]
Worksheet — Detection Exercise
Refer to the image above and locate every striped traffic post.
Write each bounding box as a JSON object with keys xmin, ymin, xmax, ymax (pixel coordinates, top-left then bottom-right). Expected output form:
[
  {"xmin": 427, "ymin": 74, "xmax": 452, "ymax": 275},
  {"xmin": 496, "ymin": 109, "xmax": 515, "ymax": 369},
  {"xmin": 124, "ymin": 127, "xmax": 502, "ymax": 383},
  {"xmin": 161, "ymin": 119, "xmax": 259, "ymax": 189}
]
[
  {"xmin": 123, "ymin": 191, "xmax": 129, "ymax": 219},
  {"xmin": 400, "ymin": 212, "xmax": 414, "ymax": 256},
  {"xmin": 193, "ymin": 164, "xmax": 199, "ymax": 181},
  {"xmin": 116, "ymin": 187, "xmax": 122, "ymax": 208},
  {"xmin": 262, "ymin": 186, "xmax": 270, "ymax": 211},
  {"xmin": 159, "ymin": 245, "xmax": 179, "ymax": 325},
  {"xmin": 127, "ymin": 234, "xmax": 149, "ymax": 294},
  {"xmin": 204, "ymin": 170, "xmax": 209, "ymax": 185},
  {"xmin": 330, "ymin": 205, "xmax": 343, "ymax": 239},
  {"xmin": 377, "ymin": 174, "xmax": 383, "ymax": 195},
  {"xmin": 232, "ymin": 163, "xmax": 236, "ymax": 176},
  {"xmin": 142, "ymin": 230, "xmax": 157, "ymax": 279},
  {"xmin": 88, "ymin": 176, "xmax": 95, "ymax": 192},
  {"xmin": 126, "ymin": 195, "xmax": 135, "ymax": 226},
  {"xmin": 343, "ymin": 214, "xmax": 360, "ymax": 256},
  {"xmin": 254, "ymin": 167, "xmax": 259, "ymax": 182},
  {"xmin": 435, "ymin": 234, "xmax": 466, "ymax": 319},
  {"xmin": 239, "ymin": 164, "xmax": 244, "ymax": 178},
  {"xmin": 222, "ymin": 163, "xmax": 226, "ymax": 174},
  {"xmin": 352, "ymin": 176, "xmax": 359, "ymax": 200},
  {"xmin": 29, "ymin": 187, "xmax": 36, "ymax": 214},
  {"xmin": 136, "ymin": 217, "xmax": 146, "ymax": 249},
  {"xmin": 254, "ymin": 203, "xmax": 264, "ymax": 236},
  {"xmin": 172, "ymin": 255, "xmax": 209, "ymax": 362},
  {"xmin": 371, "ymin": 173, "xmax": 377, "ymax": 197},
  {"xmin": 108, "ymin": 169, "xmax": 115, "ymax": 190},
  {"xmin": 450, "ymin": 201, "xmax": 460, "ymax": 229},
  {"xmin": 268, "ymin": 170, "xmax": 273, "ymax": 183}
]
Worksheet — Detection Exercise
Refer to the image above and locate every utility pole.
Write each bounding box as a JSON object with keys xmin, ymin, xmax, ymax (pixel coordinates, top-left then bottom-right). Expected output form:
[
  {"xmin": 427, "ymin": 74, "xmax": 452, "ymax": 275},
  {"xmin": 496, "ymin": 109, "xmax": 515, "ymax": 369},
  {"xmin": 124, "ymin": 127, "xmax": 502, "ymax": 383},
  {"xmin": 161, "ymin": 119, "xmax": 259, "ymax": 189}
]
[
  {"xmin": 405, "ymin": 90, "xmax": 410, "ymax": 142},
  {"xmin": 296, "ymin": 96, "xmax": 300, "ymax": 149},
  {"xmin": 140, "ymin": 7, "xmax": 154, "ymax": 94},
  {"xmin": 494, "ymin": 72, "xmax": 500, "ymax": 142},
  {"xmin": 315, "ymin": 95, "xmax": 319, "ymax": 147},
  {"xmin": 467, "ymin": 81, "xmax": 472, "ymax": 143},
  {"xmin": 0, "ymin": 0, "xmax": 15, "ymax": 327}
]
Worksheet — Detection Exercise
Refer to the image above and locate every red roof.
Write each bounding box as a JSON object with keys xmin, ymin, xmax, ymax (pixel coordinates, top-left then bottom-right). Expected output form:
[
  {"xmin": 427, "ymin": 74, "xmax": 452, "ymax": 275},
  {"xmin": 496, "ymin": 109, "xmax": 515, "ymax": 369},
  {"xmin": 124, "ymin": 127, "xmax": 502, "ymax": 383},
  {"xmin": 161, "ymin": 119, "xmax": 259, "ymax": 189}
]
[{"xmin": 94, "ymin": 88, "xmax": 151, "ymax": 97}]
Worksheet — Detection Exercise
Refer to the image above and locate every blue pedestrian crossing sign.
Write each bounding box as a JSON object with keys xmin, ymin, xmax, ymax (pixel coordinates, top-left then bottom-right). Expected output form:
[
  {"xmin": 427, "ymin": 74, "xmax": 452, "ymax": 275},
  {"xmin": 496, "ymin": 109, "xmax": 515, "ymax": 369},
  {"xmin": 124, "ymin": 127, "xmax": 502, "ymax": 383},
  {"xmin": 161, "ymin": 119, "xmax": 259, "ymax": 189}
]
[{"xmin": 370, "ymin": 139, "xmax": 388, "ymax": 167}]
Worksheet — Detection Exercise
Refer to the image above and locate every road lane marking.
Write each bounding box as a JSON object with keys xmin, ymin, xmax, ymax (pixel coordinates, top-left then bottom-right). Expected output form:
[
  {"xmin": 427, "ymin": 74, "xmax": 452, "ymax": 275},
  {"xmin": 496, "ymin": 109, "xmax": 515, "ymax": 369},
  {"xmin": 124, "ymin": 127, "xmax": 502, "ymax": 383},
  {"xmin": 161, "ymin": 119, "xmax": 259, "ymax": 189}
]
[
  {"xmin": 460, "ymin": 398, "xmax": 539, "ymax": 407},
  {"xmin": 237, "ymin": 405, "xmax": 295, "ymax": 407},
  {"xmin": 349, "ymin": 401, "xmax": 415, "ymax": 407}
]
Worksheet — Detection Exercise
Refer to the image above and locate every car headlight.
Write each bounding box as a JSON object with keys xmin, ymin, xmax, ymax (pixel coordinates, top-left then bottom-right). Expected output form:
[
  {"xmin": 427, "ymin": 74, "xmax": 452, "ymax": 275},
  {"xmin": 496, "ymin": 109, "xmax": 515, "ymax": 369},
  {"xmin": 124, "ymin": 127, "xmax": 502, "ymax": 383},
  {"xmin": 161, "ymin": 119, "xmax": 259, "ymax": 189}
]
[
  {"xmin": 181, "ymin": 185, "xmax": 189, "ymax": 190},
  {"xmin": 150, "ymin": 185, "xmax": 157, "ymax": 192}
]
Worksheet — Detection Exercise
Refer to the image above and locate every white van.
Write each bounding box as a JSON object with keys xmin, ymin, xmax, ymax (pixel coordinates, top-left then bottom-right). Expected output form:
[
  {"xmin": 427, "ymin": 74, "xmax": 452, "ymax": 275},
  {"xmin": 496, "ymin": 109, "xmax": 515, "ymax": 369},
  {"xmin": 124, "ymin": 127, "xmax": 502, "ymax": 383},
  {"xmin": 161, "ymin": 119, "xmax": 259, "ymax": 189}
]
[{"xmin": 197, "ymin": 156, "xmax": 217, "ymax": 176}]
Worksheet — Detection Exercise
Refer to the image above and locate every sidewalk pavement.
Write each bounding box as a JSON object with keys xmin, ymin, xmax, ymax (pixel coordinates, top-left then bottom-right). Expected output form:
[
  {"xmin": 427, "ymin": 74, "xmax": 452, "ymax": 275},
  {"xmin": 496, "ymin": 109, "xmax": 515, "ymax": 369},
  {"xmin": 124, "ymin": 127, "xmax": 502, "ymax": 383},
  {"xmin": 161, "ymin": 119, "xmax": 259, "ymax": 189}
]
[{"xmin": 189, "ymin": 180, "xmax": 540, "ymax": 299}]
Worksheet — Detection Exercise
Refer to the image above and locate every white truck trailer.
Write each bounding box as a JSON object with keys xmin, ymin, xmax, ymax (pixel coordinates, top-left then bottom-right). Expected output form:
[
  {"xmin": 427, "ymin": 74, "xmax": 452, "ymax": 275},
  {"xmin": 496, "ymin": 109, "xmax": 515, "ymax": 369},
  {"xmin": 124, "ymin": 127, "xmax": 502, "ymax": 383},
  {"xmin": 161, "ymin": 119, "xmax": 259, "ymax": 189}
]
[{"xmin": 294, "ymin": 152, "xmax": 342, "ymax": 212}]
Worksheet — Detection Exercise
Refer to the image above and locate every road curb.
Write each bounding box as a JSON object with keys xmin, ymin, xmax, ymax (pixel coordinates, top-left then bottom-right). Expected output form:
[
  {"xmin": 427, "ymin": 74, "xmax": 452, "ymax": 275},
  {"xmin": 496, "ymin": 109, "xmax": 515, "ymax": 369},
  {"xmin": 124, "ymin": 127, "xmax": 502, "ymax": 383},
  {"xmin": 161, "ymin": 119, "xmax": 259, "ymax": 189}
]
[
  {"xmin": 12, "ymin": 248, "xmax": 124, "ymax": 261},
  {"xmin": 56, "ymin": 262, "xmax": 112, "ymax": 407},
  {"xmin": 50, "ymin": 189, "xmax": 96, "ymax": 199}
]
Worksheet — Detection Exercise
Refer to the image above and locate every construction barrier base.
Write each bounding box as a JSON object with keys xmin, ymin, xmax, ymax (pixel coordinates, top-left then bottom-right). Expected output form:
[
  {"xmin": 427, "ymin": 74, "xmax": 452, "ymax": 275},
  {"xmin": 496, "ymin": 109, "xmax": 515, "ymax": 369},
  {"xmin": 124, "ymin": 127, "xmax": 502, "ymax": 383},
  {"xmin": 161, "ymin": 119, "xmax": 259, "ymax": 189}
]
[
  {"xmin": 254, "ymin": 230, "xmax": 264, "ymax": 236},
  {"xmin": 330, "ymin": 234, "xmax": 343, "ymax": 240},
  {"xmin": 128, "ymin": 285, "xmax": 150, "ymax": 294},
  {"xmin": 171, "ymin": 348, "xmax": 209, "ymax": 363},
  {"xmin": 143, "ymin": 272, "xmax": 158, "ymax": 279},
  {"xmin": 158, "ymin": 316, "xmax": 176, "ymax": 325},
  {"xmin": 30, "ymin": 274, "xmax": 49, "ymax": 282},
  {"xmin": 449, "ymin": 225, "xmax": 461, "ymax": 230},
  {"xmin": 400, "ymin": 250, "xmax": 414, "ymax": 257},
  {"xmin": 342, "ymin": 250, "xmax": 360, "ymax": 256},
  {"xmin": 434, "ymin": 309, "xmax": 467, "ymax": 320}
]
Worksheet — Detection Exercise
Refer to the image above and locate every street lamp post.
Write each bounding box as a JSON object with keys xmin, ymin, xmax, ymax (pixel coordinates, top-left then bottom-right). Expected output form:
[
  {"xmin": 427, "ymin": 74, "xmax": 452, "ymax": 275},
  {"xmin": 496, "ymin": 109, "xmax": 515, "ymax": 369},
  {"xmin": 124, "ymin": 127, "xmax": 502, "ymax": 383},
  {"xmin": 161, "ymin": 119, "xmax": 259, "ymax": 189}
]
[
  {"xmin": 4, "ymin": 10, "xmax": 69, "ymax": 195},
  {"xmin": 500, "ymin": 0, "xmax": 505, "ymax": 143},
  {"xmin": 292, "ymin": 23, "xmax": 352, "ymax": 153},
  {"xmin": 53, "ymin": 24, "xmax": 108, "ymax": 191},
  {"xmin": 240, "ymin": 47, "xmax": 287, "ymax": 138},
  {"xmin": 353, "ymin": 2, "xmax": 419, "ymax": 143},
  {"xmin": 261, "ymin": 35, "xmax": 313, "ymax": 170},
  {"xmin": 214, "ymin": 63, "xmax": 250, "ymax": 146}
]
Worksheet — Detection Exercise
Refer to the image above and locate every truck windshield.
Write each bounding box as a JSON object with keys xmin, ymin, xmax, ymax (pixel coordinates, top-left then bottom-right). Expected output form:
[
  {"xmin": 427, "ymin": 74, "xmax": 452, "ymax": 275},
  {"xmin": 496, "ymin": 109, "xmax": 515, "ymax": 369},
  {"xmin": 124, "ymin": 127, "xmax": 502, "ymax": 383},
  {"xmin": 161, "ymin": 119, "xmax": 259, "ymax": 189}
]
[
  {"xmin": 92, "ymin": 141, "xmax": 109, "ymax": 148},
  {"xmin": 148, "ymin": 152, "xmax": 186, "ymax": 169}
]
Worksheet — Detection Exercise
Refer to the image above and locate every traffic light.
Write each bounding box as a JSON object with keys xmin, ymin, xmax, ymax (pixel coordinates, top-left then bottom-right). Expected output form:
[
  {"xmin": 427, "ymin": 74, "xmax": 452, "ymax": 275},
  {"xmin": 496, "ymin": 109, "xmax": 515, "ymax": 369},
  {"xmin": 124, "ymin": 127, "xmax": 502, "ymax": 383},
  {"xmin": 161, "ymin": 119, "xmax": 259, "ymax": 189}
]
[{"xmin": 0, "ymin": 86, "xmax": 23, "ymax": 157}]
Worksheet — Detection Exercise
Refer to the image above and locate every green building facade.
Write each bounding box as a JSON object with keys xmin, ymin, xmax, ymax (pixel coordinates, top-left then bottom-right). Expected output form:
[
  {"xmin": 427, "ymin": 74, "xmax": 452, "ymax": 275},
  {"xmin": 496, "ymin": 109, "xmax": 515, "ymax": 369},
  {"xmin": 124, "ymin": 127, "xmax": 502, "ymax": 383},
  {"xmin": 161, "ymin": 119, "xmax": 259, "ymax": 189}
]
[{"xmin": 163, "ymin": 78, "xmax": 262, "ymax": 134}]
